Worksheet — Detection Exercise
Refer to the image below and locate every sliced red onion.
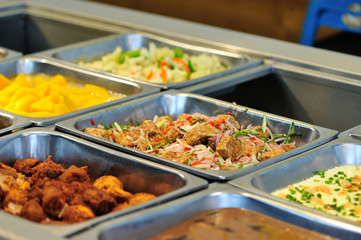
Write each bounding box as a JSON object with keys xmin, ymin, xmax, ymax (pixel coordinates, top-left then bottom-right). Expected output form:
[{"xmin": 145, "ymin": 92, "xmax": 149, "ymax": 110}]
[
  {"xmin": 214, "ymin": 133, "xmax": 223, "ymax": 146},
  {"xmin": 274, "ymin": 137, "xmax": 286, "ymax": 142},
  {"xmin": 223, "ymin": 130, "xmax": 231, "ymax": 137},
  {"xmin": 173, "ymin": 126, "xmax": 185, "ymax": 135}
]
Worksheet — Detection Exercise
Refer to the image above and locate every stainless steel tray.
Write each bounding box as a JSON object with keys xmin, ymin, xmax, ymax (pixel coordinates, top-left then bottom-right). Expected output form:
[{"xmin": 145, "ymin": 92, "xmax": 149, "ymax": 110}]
[
  {"xmin": 39, "ymin": 32, "xmax": 263, "ymax": 90},
  {"xmin": 0, "ymin": 56, "xmax": 159, "ymax": 126},
  {"xmin": 192, "ymin": 62, "xmax": 361, "ymax": 132},
  {"xmin": 69, "ymin": 183, "xmax": 355, "ymax": 240},
  {"xmin": 0, "ymin": 46, "xmax": 21, "ymax": 62},
  {"xmin": 55, "ymin": 90, "xmax": 338, "ymax": 180},
  {"xmin": 341, "ymin": 124, "xmax": 361, "ymax": 140},
  {"xmin": 0, "ymin": 110, "xmax": 32, "ymax": 135},
  {"xmin": 0, "ymin": 128, "xmax": 207, "ymax": 238},
  {"xmin": 0, "ymin": 3, "xmax": 119, "ymax": 55},
  {"xmin": 229, "ymin": 136, "xmax": 361, "ymax": 238}
]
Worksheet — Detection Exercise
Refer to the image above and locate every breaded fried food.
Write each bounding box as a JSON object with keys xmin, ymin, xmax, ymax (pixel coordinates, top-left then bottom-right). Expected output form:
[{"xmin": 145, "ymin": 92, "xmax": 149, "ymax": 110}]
[
  {"xmin": 58, "ymin": 165, "xmax": 90, "ymax": 183},
  {"xmin": 62, "ymin": 205, "xmax": 95, "ymax": 223},
  {"xmin": 13, "ymin": 158, "xmax": 40, "ymax": 176},
  {"xmin": 93, "ymin": 175, "xmax": 132, "ymax": 202},
  {"xmin": 20, "ymin": 198, "xmax": 45, "ymax": 222},
  {"xmin": 82, "ymin": 187, "xmax": 116, "ymax": 215}
]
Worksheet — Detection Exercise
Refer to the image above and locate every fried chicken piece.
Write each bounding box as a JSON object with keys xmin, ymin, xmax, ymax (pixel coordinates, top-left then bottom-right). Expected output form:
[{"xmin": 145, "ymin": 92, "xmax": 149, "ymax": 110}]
[
  {"xmin": 113, "ymin": 131, "xmax": 135, "ymax": 147},
  {"xmin": 84, "ymin": 128, "xmax": 113, "ymax": 141},
  {"xmin": 185, "ymin": 124, "xmax": 221, "ymax": 146},
  {"xmin": 82, "ymin": 187, "xmax": 116, "ymax": 215},
  {"xmin": 3, "ymin": 189, "xmax": 29, "ymax": 215},
  {"xmin": 0, "ymin": 165, "xmax": 30, "ymax": 192},
  {"xmin": 112, "ymin": 202, "xmax": 132, "ymax": 211},
  {"xmin": 13, "ymin": 158, "xmax": 40, "ymax": 176},
  {"xmin": 58, "ymin": 165, "xmax": 90, "ymax": 184},
  {"xmin": 20, "ymin": 198, "xmax": 45, "ymax": 222},
  {"xmin": 128, "ymin": 193, "xmax": 156, "ymax": 205},
  {"xmin": 216, "ymin": 136, "xmax": 243, "ymax": 162},
  {"xmin": 0, "ymin": 163, "xmax": 19, "ymax": 178},
  {"xmin": 31, "ymin": 156, "xmax": 65, "ymax": 185},
  {"xmin": 62, "ymin": 205, "xmax": 95, "ymax": 223},
  {"xmin": 160, "ymin": 150, "xmax": 190, "ymax": 164},
  {"xmin": 112, "ymin": 193, "xmax": 156, "ymax": 212},
  {"xmin": 42, "ymin": 186, "xmax": 67, "ymax": 217},
  {"xmin": 93, "ymin": 175, "xmax": 132, "ymax": 202}
]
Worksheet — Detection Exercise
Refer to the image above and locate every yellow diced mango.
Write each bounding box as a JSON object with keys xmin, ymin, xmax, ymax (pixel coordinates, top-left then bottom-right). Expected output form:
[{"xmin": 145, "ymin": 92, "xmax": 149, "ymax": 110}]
[
  {"xmin": 49, "ymin": 74, "xmax": 67, "ymax": 85},
  {"xmin": 0, "ymin": 74, "xmax": 11, "ymax": 90},
  {"xmin": 12, "ymin": 73, "xmax": 32, "ymax": 87},
  {"xmin": 13, "ymin": 95, "xmax": 39, "ymax": 112},
  {"xmin": 84, "ymin": 84, "xmax": 111, "ymax": 99},
  {"xmin": 1, "ymin": 84, "xmax": 21, "ymax": 98},
  {"xmin": 0, "ymin": 94, "xmax": 9, "ymax": 106},
  {"xmin": 53, "ymin": 104, "xmax": 70, "ymax": 115},
  {"xmin": 30, "ymin": 98, "xmax": 54, "ymax": 112},
  {"xmin": 33, "ymin": 75, "xmax": 48, "ymax": 86},
  {"xmin": 9, "ymin": 87, "xmax": 34, "ymax": 104}
]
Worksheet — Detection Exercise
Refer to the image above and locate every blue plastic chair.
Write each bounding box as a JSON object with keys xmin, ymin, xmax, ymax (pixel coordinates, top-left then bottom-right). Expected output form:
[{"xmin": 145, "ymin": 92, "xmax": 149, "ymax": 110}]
[{"xmin": 300, "ymin": 0, "xmax": 361, "ymax": 46}]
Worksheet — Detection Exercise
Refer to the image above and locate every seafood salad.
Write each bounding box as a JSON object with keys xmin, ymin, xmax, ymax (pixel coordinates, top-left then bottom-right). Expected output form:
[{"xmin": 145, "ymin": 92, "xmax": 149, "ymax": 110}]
[
  {"xmin": 78, "ymin": 43, "xmax": 227, "ymax": 83},
  {"xmin": 84, "ymin": 113, "xmax": 299, "ymax": 170}
]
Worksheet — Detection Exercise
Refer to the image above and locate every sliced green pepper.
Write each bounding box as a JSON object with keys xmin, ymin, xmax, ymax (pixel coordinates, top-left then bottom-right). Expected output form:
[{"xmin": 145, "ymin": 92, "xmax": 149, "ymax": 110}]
[
  {"xmin": 188, "ymin": 59, "xmax": 195, "ymax": 73},
  {"xmin": 173, "ymin": 48, "xmax": 183, "ymax": 58},
  {"xmin": 118, "ymin": 49, "xmax": 141, "ymax": 64}
]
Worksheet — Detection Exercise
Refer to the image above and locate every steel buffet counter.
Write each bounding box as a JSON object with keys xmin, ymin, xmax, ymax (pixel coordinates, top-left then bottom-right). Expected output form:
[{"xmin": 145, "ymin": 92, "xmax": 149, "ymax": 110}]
[{"xmin": 0, "ymin": 0, "xmax": 360, "ymax": 239}]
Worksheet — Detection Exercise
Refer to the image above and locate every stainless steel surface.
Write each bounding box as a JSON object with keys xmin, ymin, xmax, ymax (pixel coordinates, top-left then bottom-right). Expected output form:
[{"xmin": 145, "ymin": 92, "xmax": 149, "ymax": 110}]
[
  {"xmin": 0, "ymin": 46, "xmax": 22, "ymax": 62},
  {"xmin": 0, "ymin": 128, "xmax": 207, "ymax": 237},
  {"xmin": 55, "ymin": 90, "xmax": 337, "ymax": 180},
  {"xmin": 342, "ymin": 124, "xmax": 361, "ymax": 140},
  {"xmin": 196, "ymin": 62, "xmax": 361, "ymax": 132},
  {"xmin": 0, "ymin": 110, "xmax": 32, "ymax": 135},
  {"xmin": 40, "ymin": 32, "xmax": 263, "ymax": 90},
  {"xmin": 0, "ymin": 3, "xmax": 121, "ymax": 55},
  {"xmin": 229, "ymin": 136, "xmax": 361, "ymax": 239},
  {"xmin": 69, "ymin": 183, "xmax": 355, "ymax": 240},
  {"xmin": 0, "ymin": 56, "xmax": 160, "ymax": 126}
]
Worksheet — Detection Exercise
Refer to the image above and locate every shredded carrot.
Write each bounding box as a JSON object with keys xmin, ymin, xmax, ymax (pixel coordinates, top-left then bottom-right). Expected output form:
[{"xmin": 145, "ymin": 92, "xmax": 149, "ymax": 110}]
[
  {"xmin": 160, "ymin": 66, "xmax": 167, "ymax": 83},
  {"xmin": 130, "ymin": 69, "xmax": 141, "ymax": 75},
  {"xmin": 146, "ymin": 70, "xmax": 153, "ymax": 80},
  {"xmin": 174, "ymin": 57, "xmax": 191, "ymax": 73},
  {"xmin": 160, "ymin": 61, "xmax": 170, "ymax": 68}
]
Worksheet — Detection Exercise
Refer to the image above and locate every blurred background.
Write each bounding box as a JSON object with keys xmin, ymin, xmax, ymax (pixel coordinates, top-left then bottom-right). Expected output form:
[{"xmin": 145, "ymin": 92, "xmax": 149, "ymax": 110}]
[{"xmin": 89, "ymin": 0, "xmax": 361, "ymax": 57}]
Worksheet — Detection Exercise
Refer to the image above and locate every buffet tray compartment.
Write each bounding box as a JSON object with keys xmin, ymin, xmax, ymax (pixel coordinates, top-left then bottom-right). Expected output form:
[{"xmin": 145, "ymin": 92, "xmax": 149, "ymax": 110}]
[
  {"xmin": 40, "ymin": 32, "xmax": 262, "ymax": 89},
  {"xmin": 0, "ymin": 3, "xmax": 117, "ymax": 55},
  {"xmin": 70, "ymin": 183, "xmax": 355, "ymax": 240},
  {"xmin": 0, "ymin": 128, "xmax": 207, "ymax": 237},
  {"xmin": 55, "ymin": 90, "xmax": 337, "ymax": 180},
  {"xmin": 189, "ymin": 62, "xmax": 361, "ymax": 132},
  {"xmin": 0, "ymin": 56, "xmax": 159, "ymax": 126},
  {"xmin": 229, "ymin": 136, "xmax": 361, "ymax": 239}
]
